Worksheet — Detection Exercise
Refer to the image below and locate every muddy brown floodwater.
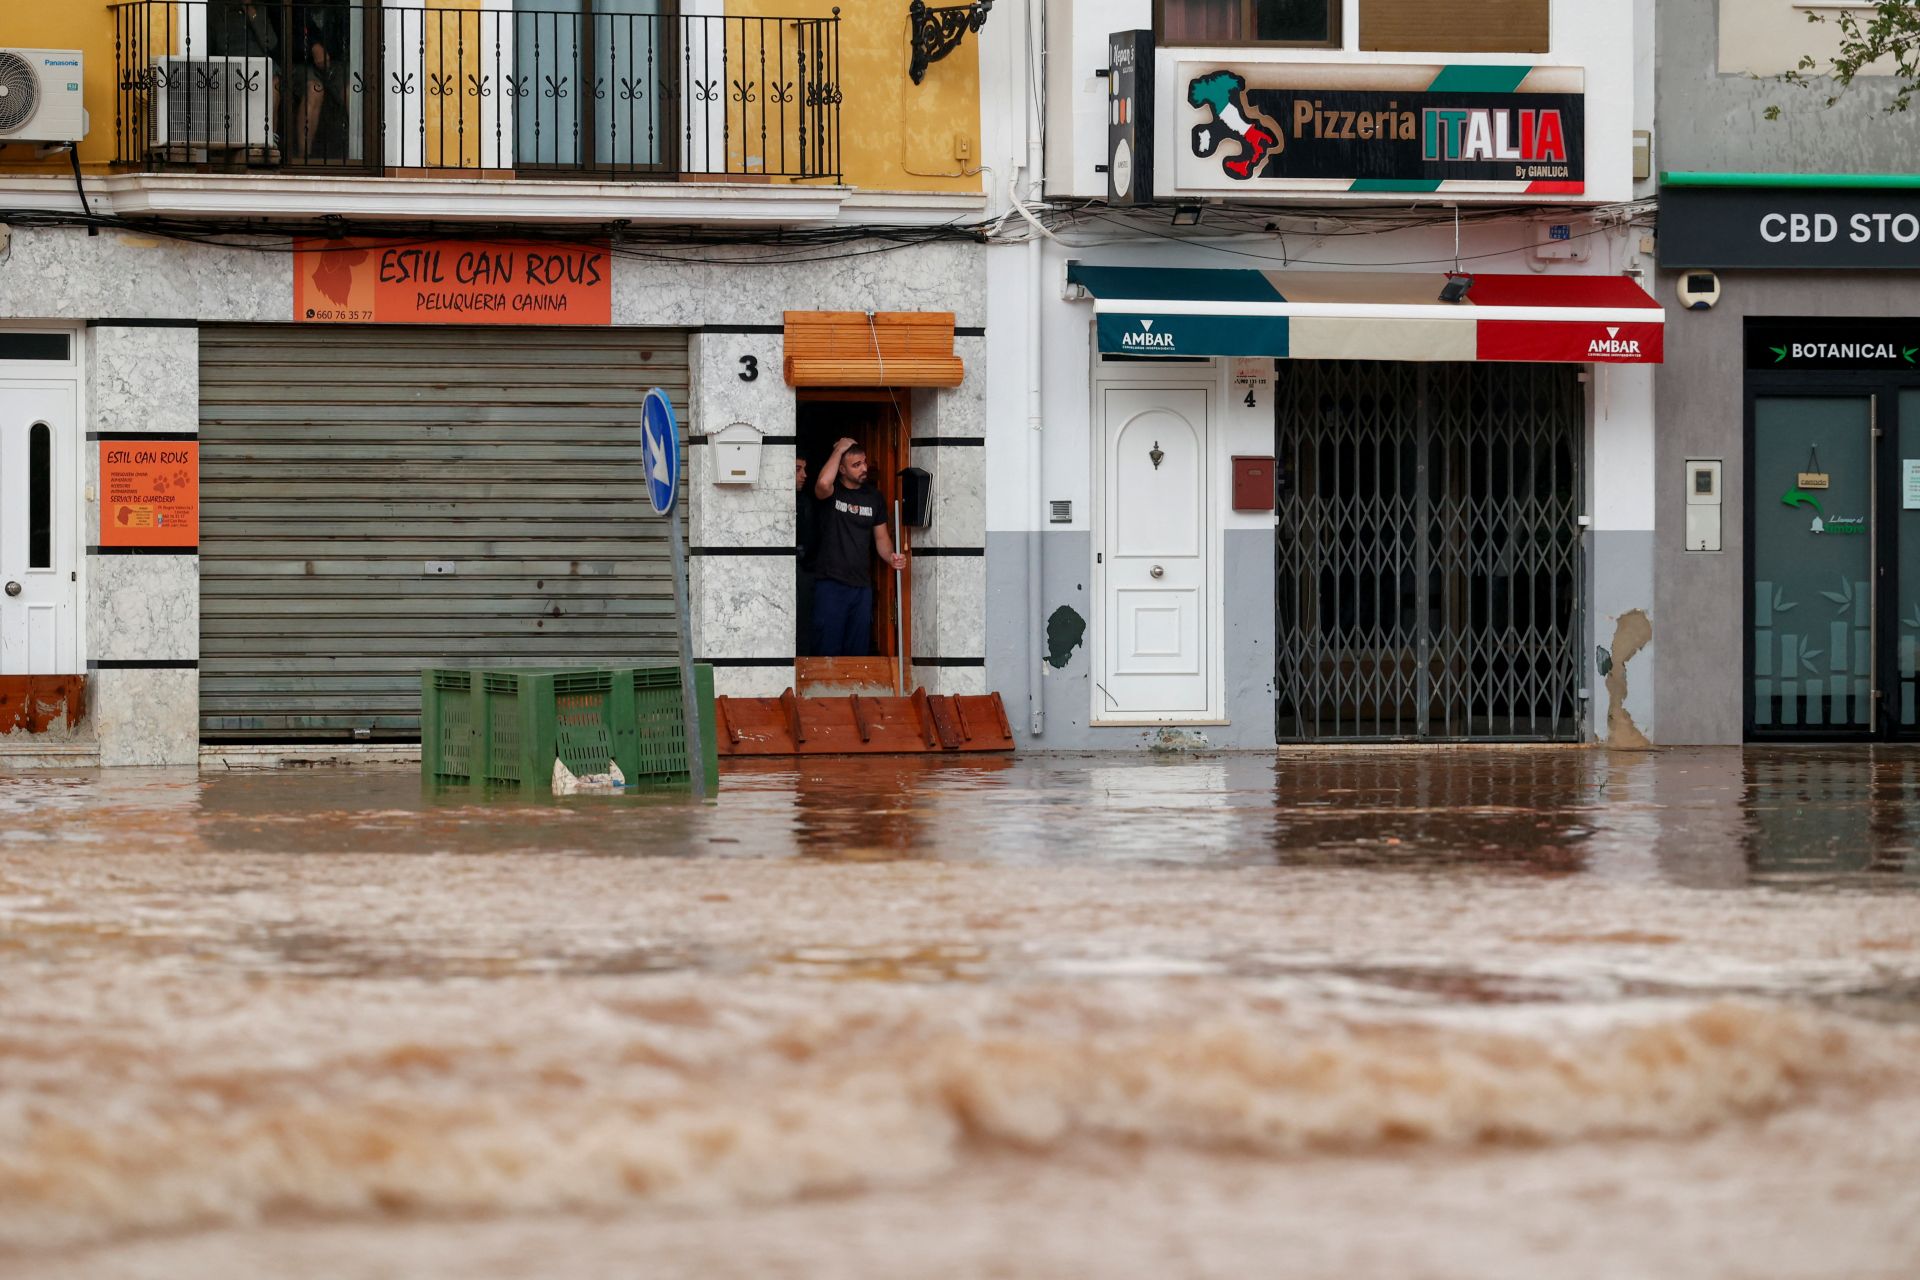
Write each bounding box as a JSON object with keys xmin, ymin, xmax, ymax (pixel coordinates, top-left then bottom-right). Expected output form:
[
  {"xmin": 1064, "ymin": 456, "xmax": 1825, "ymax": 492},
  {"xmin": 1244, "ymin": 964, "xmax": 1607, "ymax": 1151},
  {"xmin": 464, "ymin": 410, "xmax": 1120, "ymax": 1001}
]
[{"xmin": 3, "ymin": 748, "xmax": 1920, "ymax": 1279}]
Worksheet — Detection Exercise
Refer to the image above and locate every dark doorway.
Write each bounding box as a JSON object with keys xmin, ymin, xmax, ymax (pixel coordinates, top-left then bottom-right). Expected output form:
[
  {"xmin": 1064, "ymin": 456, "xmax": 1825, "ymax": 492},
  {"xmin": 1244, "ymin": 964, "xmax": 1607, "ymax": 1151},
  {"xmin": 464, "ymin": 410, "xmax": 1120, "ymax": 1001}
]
[{"xmin": 796, "ymin": 394, "xmax": 911, "ymax": 681}]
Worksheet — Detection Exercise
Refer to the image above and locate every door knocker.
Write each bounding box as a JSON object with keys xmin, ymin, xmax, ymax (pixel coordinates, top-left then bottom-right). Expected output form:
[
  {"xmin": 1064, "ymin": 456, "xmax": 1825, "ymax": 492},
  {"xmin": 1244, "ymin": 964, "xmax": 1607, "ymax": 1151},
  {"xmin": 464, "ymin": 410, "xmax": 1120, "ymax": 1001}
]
[{"xmin": 1150, "ymin": 441, "xmax": 1164, "ymax": 471}]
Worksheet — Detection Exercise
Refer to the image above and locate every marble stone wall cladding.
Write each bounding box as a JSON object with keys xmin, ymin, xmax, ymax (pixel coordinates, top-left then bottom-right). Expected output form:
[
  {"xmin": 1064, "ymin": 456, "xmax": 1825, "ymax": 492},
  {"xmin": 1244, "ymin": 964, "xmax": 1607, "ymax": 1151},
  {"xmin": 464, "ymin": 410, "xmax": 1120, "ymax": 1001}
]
[
  {"xmin": 909, "ymin": 443, "xmax": 986, "ymax": 549},
  {"xmin": 690, "ymin": 441, "xmax": 799, "ymax": 548},
  {"xmin": 933, "ymin": 554, "xmax": 986, "ymax": 665},
  {"xmin": 711, "ymin": 665, "xmax": 797, "ymax": 700},
  {"xmin": 689, "ymin": 333, "xmax": 800, "ymax": 550},
  {"xmin": 89, "ymin": 326, "xmax": 200, "ymax": 434},
  {"xmin": 0, "ymin": 228, "xmax": 985, "ymax": 329},
  {"xmin": 86, "ymin": 556, "xmax": 200, "ymax": 664},
  {"xmin": 907, "ymin": 554, "xmax": 940, "ymax": 678},
  {"xmin": 692, "ymin": 552, "xmax": 795, "ymax": 662},
  {"xmin": 916, "ymin": 338, "xmax": 987, "ymax": 440},
  {"xmin": 611, "ymin": 241, "xmax": 986, "ymax": 330},
  {"xmin": 0, "ymin": 229, "xmax": 292, "ymax": 322},
  {"xmin": 92, "ymin": 668, "xmax": 199, "ymax": 767},
  {"xmin": 693, "ymin": 332, "xmax": 795, "ymax": 440},
  {"xmin": 916, "ymin": 664, "xmax": 987, "ymax": 697}
]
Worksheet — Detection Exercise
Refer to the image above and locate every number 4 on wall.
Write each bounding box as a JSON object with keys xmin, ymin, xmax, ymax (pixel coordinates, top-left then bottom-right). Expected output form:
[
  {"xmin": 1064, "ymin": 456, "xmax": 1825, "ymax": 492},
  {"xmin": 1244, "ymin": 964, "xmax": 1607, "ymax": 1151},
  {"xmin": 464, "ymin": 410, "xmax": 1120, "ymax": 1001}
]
[{"xmin": 1244, "ymin": 387, "xmax": 1257, "ymax": 408}]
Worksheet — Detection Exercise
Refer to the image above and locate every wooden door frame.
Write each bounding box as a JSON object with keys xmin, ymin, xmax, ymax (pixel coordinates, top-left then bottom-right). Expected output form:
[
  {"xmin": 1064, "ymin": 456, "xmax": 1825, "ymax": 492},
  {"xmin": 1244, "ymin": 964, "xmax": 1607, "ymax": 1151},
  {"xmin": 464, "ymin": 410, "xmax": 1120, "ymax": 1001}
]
[{"xmin": 795, "ymin": 388, "xmax": 913, "ymax": 691}]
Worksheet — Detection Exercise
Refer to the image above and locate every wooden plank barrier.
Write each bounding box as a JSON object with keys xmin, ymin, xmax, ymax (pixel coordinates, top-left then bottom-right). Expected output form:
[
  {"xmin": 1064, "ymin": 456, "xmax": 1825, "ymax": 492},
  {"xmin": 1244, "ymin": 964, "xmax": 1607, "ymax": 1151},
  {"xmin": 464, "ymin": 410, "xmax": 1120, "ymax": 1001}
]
[{"xmin": 713, "ymin": 689, "xmax": 1015, "ymax": 756}]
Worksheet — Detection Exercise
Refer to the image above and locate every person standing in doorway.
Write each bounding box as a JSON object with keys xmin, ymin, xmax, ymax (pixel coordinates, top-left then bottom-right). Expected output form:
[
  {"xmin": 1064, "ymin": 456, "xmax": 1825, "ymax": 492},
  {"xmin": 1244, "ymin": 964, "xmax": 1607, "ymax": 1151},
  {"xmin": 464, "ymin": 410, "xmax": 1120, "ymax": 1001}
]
[{"xmin": 811, "ymin": 438, "xmax": 906, "ymax": 657}]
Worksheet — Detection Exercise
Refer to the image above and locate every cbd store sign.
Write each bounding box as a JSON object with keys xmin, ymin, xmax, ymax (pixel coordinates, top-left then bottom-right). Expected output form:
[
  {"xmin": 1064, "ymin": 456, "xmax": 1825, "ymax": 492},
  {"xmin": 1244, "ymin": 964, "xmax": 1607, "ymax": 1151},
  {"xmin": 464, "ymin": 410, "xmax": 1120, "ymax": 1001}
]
[{"xmin": 1663, "ymin": 189, "xmax": 1920, "ymax": 270}]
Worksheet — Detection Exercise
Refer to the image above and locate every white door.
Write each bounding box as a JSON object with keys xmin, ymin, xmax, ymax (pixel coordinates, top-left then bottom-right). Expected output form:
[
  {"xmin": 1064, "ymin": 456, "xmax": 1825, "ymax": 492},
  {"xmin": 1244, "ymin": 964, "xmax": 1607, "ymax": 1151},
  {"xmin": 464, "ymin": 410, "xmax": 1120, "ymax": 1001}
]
[
  {"xmin": 1098, "ymin": 387, "xmax": 1210, "ymax": 717},
  {"xmin": 0, "ymin": 384, "xmax": 79, "ymax": 674}
]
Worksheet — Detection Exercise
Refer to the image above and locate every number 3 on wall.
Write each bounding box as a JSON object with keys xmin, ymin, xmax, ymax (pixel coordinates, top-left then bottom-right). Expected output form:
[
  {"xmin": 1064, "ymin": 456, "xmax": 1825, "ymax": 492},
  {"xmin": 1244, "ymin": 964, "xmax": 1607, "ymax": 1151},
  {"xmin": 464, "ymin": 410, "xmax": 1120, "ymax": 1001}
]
[{"xmin": 739, "ymin": 355, "xmax": 760, "ymax": 383}]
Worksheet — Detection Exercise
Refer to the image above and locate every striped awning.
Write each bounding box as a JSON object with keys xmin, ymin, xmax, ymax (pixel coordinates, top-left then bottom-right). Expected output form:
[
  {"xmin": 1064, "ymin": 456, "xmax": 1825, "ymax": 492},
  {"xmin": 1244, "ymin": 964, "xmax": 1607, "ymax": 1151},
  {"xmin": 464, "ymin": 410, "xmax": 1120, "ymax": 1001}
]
[{"xmin": 1067, "ymin": 263, "xmax": 1664, "ymax": 364}]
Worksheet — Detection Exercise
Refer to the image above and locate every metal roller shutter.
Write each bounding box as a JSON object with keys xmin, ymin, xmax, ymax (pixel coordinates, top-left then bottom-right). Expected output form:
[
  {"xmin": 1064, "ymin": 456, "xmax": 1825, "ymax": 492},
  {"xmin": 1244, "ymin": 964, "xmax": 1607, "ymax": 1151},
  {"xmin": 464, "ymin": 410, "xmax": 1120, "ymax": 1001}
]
[{"xmin": 199, "ymin": 325, "xmax": 690, "ymax": 741}]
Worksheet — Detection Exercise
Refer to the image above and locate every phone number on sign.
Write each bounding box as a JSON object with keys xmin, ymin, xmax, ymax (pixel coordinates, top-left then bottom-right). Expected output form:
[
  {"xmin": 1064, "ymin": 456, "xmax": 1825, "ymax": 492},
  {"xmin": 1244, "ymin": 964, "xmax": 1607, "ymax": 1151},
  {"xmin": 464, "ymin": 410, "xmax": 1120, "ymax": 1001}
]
[{"xmin": 304, "ymin": 308, "xmax": 375, "ymax": 322}]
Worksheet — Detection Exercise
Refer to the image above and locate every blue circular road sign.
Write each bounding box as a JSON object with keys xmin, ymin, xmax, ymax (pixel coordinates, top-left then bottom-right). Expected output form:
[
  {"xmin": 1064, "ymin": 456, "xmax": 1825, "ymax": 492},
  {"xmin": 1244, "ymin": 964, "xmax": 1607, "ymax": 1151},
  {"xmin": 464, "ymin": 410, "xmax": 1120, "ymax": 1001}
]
[{"xmin": 642, "ymin": 387, "xmax": 679, "ymax": 517}]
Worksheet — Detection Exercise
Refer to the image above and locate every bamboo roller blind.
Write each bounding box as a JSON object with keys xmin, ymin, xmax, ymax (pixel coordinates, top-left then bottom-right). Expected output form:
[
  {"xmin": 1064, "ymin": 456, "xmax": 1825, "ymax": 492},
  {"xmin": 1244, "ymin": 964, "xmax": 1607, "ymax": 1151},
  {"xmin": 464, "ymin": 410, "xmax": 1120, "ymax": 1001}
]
[{"xmin": 783, "ymin": 311, "xmax": 966, "ymax": 388}]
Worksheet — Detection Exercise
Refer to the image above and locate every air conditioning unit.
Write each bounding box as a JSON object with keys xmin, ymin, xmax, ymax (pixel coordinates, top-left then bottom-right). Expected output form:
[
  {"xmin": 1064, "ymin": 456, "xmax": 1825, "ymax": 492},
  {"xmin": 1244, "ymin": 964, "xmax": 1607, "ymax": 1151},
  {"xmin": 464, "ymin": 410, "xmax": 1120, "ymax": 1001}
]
[
  {"xmin": 0, "ymin": 48, "xmax": 88, "ymax": 145},
  {"xmin": 150, "ymin": 56, "xmax": 273, "ymax": 150}
]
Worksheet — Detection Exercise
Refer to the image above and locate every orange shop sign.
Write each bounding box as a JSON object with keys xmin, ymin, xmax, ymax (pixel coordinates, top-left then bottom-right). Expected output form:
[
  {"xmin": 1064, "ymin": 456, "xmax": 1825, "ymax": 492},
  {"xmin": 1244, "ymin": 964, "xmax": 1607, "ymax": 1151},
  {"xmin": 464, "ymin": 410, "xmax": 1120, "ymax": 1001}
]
[
  {"xmin": 294, "ymin": 238, "xmax": 613, "ymax": 325},
  {"xmin": 100, "ymin": 441, "xmax": 199, "ymax": 549}
]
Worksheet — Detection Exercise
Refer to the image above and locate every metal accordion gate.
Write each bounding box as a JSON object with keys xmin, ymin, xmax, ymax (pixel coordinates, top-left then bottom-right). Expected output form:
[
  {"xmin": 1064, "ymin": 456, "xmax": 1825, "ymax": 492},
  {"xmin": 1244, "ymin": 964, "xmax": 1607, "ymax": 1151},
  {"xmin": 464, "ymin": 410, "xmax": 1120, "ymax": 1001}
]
[{"xmin": 1274, "ymin": 360, "xmax": 1585, "ymax": 742}]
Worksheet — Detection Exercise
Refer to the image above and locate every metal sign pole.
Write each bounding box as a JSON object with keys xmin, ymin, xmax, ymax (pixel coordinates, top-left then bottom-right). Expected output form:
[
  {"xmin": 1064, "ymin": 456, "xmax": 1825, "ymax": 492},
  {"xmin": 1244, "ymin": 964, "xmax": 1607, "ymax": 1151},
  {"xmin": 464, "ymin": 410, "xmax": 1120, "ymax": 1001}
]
[
  {"xmin": 667, "ymin": 508, "xmax": 705, "ymax": 800},
  {"xmin": 644, "ymin": 388, "xmax": 705, "ymax": 800},
  {"xmin": 894, "ymin": 499, "xmax": 906, "ymax": 697}
]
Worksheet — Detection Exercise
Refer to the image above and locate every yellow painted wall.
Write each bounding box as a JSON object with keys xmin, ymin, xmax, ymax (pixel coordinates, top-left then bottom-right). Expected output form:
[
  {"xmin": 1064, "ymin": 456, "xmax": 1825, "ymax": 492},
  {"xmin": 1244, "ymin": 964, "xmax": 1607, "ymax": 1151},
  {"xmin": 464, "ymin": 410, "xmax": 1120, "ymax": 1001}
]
[
  {"xmin": 729, "ymin": 1, "xmax": 982, "ymax": 192},
  {"xmin": 2, "ymin": 6, "xmax": 121, "ymax": 168},
  {"xmin": 423, "ymin": 0, "xmax": 488, "ymax": 169}
]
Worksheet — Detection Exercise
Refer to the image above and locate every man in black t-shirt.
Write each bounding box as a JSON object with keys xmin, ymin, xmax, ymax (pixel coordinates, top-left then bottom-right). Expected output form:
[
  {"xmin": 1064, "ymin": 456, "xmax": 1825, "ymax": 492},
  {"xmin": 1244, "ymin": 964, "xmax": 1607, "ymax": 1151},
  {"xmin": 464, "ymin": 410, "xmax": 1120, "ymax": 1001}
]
[{"xmin": 810, "ymin": 438, "xmax": 907, "ymax": 657}]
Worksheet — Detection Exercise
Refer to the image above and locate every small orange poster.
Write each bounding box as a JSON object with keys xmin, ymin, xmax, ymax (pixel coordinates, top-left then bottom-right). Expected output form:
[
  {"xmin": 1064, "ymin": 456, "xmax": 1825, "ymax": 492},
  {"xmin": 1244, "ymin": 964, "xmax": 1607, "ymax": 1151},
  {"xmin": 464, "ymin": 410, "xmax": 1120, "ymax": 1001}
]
[
  {"xmin": 100, "ymin": 441, "xmax": 200, "ymax": 548},
  {"xmin": 294, "ymin": 238, "xmax": 613, "ymax": 325}
]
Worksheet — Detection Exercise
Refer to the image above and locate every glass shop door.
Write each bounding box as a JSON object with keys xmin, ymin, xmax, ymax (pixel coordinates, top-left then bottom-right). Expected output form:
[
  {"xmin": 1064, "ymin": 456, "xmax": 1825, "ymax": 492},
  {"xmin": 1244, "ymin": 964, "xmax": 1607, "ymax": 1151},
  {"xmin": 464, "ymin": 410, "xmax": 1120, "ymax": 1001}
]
[{"xmin": 1749, "ymin": 393, "xmax": 1878, "ymax": 737}]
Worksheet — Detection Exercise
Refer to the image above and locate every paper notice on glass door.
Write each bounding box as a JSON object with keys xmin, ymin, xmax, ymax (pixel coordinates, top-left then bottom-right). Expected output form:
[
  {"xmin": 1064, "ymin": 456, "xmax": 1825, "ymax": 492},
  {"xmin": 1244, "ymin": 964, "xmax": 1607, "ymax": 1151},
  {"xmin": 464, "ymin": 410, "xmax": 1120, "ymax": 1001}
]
[{"xmin": 1906, "ymin": 459, "xmax": 1920, "ymax": 510}]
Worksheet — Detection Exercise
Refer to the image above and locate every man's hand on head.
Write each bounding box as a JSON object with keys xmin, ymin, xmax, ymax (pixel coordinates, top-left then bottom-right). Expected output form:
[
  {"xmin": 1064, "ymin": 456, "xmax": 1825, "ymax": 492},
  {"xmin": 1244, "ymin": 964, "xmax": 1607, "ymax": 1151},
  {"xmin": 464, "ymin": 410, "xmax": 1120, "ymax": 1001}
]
[{"xmin": 833, "ymin": 437, "xmax": 856, "ymax": 455}]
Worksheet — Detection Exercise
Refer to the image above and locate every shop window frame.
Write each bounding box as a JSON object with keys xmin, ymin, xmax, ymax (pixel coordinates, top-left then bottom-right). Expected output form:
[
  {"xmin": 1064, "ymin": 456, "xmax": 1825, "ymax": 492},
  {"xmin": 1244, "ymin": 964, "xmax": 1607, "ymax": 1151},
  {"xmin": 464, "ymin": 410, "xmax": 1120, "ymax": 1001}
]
[
  {"xmin": 1152, "ymin": 0, "xmax": 1344, "ymax": 49},
  {"xmin": 1741, "ymin": 366, "xmax": 1920, "ymax": 744}
]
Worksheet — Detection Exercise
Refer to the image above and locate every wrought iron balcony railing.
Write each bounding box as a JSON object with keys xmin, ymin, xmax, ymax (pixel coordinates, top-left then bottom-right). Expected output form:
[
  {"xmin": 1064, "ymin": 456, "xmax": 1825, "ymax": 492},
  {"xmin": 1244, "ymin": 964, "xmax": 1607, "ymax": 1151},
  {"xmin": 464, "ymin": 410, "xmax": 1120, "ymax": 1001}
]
[{"xmin": 110, "ymin": 1, "xmax": 842, "ymax": 182}]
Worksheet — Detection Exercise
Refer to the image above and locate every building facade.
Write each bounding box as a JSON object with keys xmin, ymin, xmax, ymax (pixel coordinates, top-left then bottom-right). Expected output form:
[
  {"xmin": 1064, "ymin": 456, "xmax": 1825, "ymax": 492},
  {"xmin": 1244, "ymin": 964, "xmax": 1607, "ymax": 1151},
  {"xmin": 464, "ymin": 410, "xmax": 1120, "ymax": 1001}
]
[
  {"xmin": 980, "ymin": 0, "xmax": 1661, "ymax": 750},
  {"xmin": 0, "ymin": 0, "xmax": 992, "ymax": 765},
  {"xmin": 1652, "ymin": 0, "xmax": 1920, "ymax": 744}
]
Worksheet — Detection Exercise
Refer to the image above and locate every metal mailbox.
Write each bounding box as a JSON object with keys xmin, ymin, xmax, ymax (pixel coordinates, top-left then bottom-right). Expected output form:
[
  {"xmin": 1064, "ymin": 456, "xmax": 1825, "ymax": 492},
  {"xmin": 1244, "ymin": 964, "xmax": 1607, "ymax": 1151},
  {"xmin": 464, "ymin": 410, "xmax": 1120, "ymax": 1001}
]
[
  {"xmin": 711, "ymin": 421, "xmax": 763, "ymax": 486},
  {"xmin": 1231, "ymin": 455, "xmax": 1275, "ymax": 512}
]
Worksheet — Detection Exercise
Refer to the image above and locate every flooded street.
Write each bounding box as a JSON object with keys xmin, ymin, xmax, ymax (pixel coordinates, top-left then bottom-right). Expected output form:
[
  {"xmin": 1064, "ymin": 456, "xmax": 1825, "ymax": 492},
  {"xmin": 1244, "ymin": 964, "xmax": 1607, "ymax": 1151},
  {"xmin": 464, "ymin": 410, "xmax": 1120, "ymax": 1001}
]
[{"xmin": 3, "ymin": 749, "xmax": 1920, "ymax": 1279}]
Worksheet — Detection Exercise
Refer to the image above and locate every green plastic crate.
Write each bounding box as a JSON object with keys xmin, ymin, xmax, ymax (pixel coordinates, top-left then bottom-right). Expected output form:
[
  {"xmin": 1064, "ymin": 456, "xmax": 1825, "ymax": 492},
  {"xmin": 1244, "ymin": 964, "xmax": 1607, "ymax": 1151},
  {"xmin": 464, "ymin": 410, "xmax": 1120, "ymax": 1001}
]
[
  {"xmin": 422, "ymin": 664, "xmax": 719, "ymax": 795},
  {"xmin": 421, "ymin": 669, "xmax": 476, "ymax": 787}
]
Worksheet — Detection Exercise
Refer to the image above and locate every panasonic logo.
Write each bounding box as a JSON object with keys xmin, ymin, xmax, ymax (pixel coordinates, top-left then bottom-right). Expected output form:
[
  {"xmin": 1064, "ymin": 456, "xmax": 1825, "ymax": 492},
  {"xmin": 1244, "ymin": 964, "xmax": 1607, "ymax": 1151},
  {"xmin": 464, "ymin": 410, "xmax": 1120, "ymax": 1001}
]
[{"xmin": 42, "ymin": 59, "xmax": 80, "ymax": 67}]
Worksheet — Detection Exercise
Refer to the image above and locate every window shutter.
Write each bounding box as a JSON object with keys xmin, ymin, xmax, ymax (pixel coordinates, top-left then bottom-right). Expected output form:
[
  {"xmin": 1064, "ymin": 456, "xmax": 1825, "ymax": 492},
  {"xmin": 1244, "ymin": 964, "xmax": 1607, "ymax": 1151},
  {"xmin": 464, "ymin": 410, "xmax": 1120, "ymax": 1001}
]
[
  {"xmin": 1360, "ymin": 0, "xmax": 1549, "ymax": 54},
  {"xmin": 783, "ymin": 312, "xmax": 965, "ymax": 388}
]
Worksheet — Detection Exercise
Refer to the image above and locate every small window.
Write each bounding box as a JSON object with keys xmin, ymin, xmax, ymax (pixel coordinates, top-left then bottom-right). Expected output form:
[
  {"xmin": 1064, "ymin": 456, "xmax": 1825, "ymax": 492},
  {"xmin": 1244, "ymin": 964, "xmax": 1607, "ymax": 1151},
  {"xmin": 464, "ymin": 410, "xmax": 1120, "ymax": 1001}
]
[
  {"xmin": 1156, "ymin": 0, "xmax": 1340, "ymax": 47},
  {"xmin": 29, "ymin": 422, "xmax": 51, "ymax": 569},
  {"xmin": 0, "ymin": 333, "xmax": 71, "ymax": 362}
]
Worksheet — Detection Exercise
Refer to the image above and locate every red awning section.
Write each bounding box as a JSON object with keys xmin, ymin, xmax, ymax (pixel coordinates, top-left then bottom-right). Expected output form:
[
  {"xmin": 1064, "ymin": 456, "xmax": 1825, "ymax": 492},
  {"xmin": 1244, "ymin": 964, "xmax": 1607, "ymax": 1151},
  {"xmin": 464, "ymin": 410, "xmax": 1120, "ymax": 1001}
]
[
  {"xmin": 1068, "ymin": 264, "xmax": 1665, "ymax": 364},
  {"xmin": 1465, "ymin": 274, "xmax": 1664, "ymax": 364}
]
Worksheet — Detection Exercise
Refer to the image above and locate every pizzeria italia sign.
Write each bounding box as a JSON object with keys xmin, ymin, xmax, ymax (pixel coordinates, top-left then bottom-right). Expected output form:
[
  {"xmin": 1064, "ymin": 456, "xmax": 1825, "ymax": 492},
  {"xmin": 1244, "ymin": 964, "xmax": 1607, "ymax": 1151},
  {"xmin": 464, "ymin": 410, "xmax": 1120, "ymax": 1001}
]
[{"xmin": 1172, "ymin": 60, "xmax": 1586, "ymax": 197}]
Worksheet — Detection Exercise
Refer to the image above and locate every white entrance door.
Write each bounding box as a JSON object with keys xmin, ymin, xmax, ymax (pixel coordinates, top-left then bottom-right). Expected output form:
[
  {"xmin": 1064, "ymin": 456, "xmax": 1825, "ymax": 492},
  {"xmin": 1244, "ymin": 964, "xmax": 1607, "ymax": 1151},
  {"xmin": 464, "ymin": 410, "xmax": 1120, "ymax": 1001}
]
[
  {"xmin": 0, "ymin": 383, "xmax": 79, "ymax": 674},
  {"xmin": 1098, "ymin": 386, "xmax": 1211, "ymax": 717}
]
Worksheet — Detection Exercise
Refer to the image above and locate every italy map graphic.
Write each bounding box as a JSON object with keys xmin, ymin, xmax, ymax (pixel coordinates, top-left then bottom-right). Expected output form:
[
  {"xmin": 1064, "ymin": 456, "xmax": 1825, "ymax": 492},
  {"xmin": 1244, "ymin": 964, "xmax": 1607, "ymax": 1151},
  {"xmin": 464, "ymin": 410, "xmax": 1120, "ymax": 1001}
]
[{"xmin": 1188, "ymin": 70, "xmax": 1281, "ymax": 180}]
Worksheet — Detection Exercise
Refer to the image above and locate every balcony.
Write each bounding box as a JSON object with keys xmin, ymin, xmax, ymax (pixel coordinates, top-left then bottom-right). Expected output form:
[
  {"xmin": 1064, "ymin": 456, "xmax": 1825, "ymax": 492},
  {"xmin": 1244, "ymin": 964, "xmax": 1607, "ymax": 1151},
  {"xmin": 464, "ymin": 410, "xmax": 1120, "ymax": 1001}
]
[{"xmin": 109, "ymin": 2, "xmax": 843, "ymax": 184}]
